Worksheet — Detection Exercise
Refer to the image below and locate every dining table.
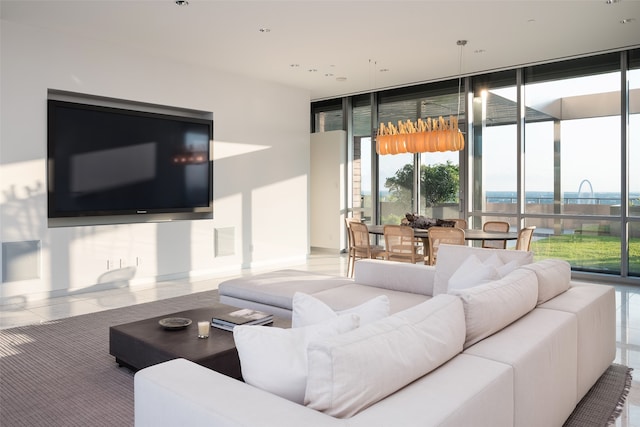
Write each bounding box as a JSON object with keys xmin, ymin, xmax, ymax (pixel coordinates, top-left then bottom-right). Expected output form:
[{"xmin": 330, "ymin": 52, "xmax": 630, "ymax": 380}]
[
  {"xmin": 367, "ymin": 224, "xmax": 519, "ymax": 244},
  {"xmin": 366, "ymin": 224, "xmax": 519, "ymax": 265}
]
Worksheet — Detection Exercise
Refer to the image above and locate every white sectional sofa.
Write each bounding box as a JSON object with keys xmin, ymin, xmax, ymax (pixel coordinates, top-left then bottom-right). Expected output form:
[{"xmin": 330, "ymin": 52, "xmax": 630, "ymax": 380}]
[{"xmin": 134, "ymin": 245, "xmax": 616, "ymax": 427}]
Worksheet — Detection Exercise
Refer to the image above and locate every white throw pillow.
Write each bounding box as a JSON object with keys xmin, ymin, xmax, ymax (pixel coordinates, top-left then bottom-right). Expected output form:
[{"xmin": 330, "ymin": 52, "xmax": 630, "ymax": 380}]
[
  {"xmin": 447, "ymin": 254, "xmax": 498, "ymax": 292},
  {"xmin": 497, "ymin": 259, "xmax": 519, "ymax": 278},
  {"xmin": 233, "ymin": 314, "xmax": 359, "ymax": 404},
  {"xmin": 304, "ymin": 295, "xmax": 465, "ymax": 418},
  {"xmin": 483, "ymin": 253, "xmax": 520, "ymax": 278},
  {"xmin": 433, "ymin": 244, "xmax": 534, "ymax": 296},
  {"xmin": 449, "ymin": 267, "xmax": 538, "ymax": 348},
  {"xmin": 483, "ymin": 253, "xmax": 503, "ymax": 269},
  {"xmin": 291, "ymin": 292, "xmax": 390, "ymax": 328}
]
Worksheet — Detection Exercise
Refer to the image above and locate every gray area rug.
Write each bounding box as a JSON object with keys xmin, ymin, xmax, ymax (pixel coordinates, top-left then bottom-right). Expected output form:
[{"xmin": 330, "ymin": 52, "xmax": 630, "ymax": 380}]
[
  {"xmin": 563, "ymin": 363, "xmax": 633, "ymax": 427},
  {"xmin": 0, "ymin": 290, "xmax": 633, "ymax": 427},
  {"xmin": 0, "ymin": 290, "xmax": 223, "ymax": 427}
]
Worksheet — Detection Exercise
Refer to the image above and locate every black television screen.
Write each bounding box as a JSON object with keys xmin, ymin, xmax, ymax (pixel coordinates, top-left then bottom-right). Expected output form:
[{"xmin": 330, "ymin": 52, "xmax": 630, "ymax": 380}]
[{"xmin": 47, "ymin": 99, "xmax": 213, "ymax": 225}]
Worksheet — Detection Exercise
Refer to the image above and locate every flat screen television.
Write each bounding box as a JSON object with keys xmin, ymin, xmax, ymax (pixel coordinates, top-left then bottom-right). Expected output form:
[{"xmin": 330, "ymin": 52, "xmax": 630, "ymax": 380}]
[{"xmin": 47, "ymin": 99, "xmax": 213, "ymax": 226}]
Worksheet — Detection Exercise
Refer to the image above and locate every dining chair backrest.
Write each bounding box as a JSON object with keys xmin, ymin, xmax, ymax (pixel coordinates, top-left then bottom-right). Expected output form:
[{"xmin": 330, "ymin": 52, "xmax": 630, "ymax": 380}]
[
  {"xmin": 344, "ymin": 218, "xmax": 361, "ymax": 277},
  {"xmin": 348, "ymin": 221, "xmax": 386, "ymax": 276},
  {"xmin": 445, "ymin": 218, "xmax": 467, "ymax": 229},
  {"xmin": 345, "ymin": 218, "xmax": 360, "ymax": 248},
  {"xmin": 515, "ymin": 226, "xmax": 536, "ymax": 251},
  {"xmin": 428, "ymin": 226, "xmax": 465, "ymax": 266},
  {"xmin": 383, "ymin": 225, "xmax": 419, "ymax": 263},
  {"xmin": 350, "ymin": 221, "xmax": 373, "ymax": 251},
  {"xmin": 482, "ymin": 221, "xmax": 510, "ymax": 249}
]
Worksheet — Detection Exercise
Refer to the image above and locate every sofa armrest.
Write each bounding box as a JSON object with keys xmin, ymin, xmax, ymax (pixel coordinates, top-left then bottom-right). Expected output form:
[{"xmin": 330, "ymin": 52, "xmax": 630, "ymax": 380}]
[
  {"xmin": 135, "ymin": 358, "xmax": 343, "ymax": 427},
  {"xmin": 353, "ymin": 260, "xmax": 435, "ymax": 296}
]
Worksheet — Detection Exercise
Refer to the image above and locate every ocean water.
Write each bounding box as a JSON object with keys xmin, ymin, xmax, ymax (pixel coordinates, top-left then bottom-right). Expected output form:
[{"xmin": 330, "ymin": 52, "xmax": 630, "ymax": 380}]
[
  {"xmin": 368, "ymin": 190, "xmax": 640, "ymax": 205},
  {"xmin": 487, "ymin": 191, "xmax": 640, "ymax": 205}
]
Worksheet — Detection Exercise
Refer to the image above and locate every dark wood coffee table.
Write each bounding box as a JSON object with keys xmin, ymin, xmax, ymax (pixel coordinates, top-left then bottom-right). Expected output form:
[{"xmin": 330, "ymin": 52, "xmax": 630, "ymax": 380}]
[{"xmin": 109, "ymin": 305, "xmax": 289, "ymax": 379}]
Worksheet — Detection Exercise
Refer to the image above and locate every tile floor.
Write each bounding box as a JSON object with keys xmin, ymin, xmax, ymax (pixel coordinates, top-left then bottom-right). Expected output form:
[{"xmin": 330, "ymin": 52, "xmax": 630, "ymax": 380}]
[{"xmin": 0, "ymin": 250, "xmax": 638, "ymax": 426}]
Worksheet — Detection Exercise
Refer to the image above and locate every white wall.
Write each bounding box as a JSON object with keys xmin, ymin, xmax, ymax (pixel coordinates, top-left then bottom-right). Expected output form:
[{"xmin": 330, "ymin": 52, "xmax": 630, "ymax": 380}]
[
  {"xmin": 0, "ymin": 20, "xmax": 311, "ymax": 304},
  {"xmin": 310, "ymin": 130, "xmax": 346, "ymax": 251}
]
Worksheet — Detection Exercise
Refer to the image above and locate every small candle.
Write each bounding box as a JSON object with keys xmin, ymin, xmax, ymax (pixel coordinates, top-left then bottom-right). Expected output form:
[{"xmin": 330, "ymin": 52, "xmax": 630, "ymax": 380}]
[{"xmin": 197, "ymin": 321, "xmax": 210, "ymax": 339}]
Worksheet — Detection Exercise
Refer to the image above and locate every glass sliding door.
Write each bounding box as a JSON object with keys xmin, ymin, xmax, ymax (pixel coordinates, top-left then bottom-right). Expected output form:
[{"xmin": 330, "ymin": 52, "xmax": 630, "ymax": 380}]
[
  {"xmin": 352, "ymin": 95, "xmax": 373, "ymax": 223},
  {"xmin": 470, "ymin": 70, "xmax": 519, "ymax": 230},
  {"xmin": 377, "ymin": 82, "xmax": 463, "ymax": 225},
  {"xmin": 418, "ymin": 85, "xmax": 464, "ymax": 220},
  {"xmin": 524, "ymin": 53, "xmax": 622, "ymax": 272},
  {"xmin": 629, "ymin": 49, "xmax": 640, "ymax": 276},
  {"xmin": 377, "ymin": 89, "xmax": 421, "ymax": 224},
  {"xmin": 378, "ymin": 152, "xmax": 414, "ymax": 224}
]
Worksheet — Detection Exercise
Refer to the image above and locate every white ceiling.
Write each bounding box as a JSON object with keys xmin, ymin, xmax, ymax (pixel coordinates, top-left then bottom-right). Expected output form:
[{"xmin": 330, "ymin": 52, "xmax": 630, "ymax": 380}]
[{"xmin": 2, "ymin": 0, "xmax": 639, "ymax": 101}]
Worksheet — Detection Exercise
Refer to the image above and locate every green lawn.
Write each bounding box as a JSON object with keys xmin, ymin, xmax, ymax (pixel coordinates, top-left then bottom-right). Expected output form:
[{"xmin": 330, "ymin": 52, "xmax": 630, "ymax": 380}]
[{"xmin": 530, "ymin": 234, "xmax": 640, "ymax": 273}]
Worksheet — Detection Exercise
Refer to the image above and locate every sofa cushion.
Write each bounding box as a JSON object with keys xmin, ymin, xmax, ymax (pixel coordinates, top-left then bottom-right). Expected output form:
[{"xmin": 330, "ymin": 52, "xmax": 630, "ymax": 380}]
[
  {"xmin": 353, "ymin": 259, "xmax": 436, "ymax": 296},
  {"xmin": 304, "ymin": 294, "xmax": 465, "ymax": 418},
  {"xmin": 347, "ymin": 354, "xmax": 514, "ymax": 427},
  {"xmin": 433, "ymin": 245, "xmax": 533, "ymax": 296},
  {"xmin": 218, "ymin": 269, "xmax": 354, "ymax": 311},
  {"xmin": 463, "ymin": 308, "xmax": 578, "ymax": 427},
  {"xmin": 520, "ymin": 259, "xmax": 571, "ymax": 305},
  {"xmin": 233, "ymin": 314, "xmax": 359, "ymax": 404},
  {"xmin": 291, "ymin": 292, "xmax": 390, "ymax": 328},
  {"xmin": 449, "ymin": 268, "xmax": 538, "ymax": 348},
  {"xmin": 538, "ymin": 283, "xmax": 615, "ymax": 400}
]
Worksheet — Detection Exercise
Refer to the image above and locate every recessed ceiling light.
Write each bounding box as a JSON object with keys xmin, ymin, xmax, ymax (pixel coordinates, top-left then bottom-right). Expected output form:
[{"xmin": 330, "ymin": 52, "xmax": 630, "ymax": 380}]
[
  {"xmin": 175, "ymin": 0, "xmax": 188, "ymax": 5},
  {"xmin": 620, "ymin": 18, "xmax": 635, "ymax": 24}
]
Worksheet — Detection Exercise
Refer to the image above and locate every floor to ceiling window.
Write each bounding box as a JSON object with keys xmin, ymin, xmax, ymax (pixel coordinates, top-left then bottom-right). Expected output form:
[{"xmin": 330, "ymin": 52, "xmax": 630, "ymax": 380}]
[
  {"xmin": 311, "ymin": 47, "xmax": 640, "ymax": 281},
  {"xmin": 352, "ymin": 95, "xmax": 373, "ymax": 223},
  {"xmin": 377, "ymin": 90, "xmax": 420, "ymax": 225},
  {"xmin": 469, "ymin": 70, "xmax": 519, "ymax": 231},
  {"xmin": 524, "ymin": 53, "xmax": 624, "ymax": 274},
  {"xmin": 312, "ymin": 100, "xmax": 343, "ymax": 133},
  {"xmin": 418, "ymin": 83, "xmax": 464, "ymax": 221},
  {"xmin": 629, "ymin": 50, "xmax": 640, "ymax": 277},
  {"xmin": 377, "ymin": 82, "xmax": 464, "ymax": 225}
]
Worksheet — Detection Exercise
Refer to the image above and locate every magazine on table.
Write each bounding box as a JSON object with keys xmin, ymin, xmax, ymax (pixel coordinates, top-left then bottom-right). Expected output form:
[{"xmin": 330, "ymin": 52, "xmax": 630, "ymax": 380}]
[{"xmin": 211, "ymin": 308, "xmax": 273, "ymax": 331}]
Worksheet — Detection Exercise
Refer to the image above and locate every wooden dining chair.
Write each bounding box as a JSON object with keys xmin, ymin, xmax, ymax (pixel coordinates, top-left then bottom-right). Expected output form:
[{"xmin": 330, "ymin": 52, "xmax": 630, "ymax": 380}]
[
  {"xmin": 427, "ymin": 226, "xmax": 465, "ymax": 266},
  {"xmin": 482, "ymin": 221, "xmax": 510, "ymax": 249},
  {"xmin": 445, "ymin": 218, "xmax": 467, "ymax": 229},
  {"xmin": 515, "ymin": 226, "xmax": 536, "ymax": 251},
  {"xmin": 383, "ymin": 225, "xmax": 422, "ymax": 264},
  {"xmin": 344, "ymin": 218, "xmax": 360, "ymax": 277},
  {"xmin": 347, "ymin": 221, "xmax": 386, "ymax": 277}
]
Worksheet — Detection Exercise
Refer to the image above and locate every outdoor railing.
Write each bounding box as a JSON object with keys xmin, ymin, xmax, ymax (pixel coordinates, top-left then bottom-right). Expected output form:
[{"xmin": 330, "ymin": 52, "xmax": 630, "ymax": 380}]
[{"xmin": 485, "ymin": 196, "xmax": 626, "ymax": 205}]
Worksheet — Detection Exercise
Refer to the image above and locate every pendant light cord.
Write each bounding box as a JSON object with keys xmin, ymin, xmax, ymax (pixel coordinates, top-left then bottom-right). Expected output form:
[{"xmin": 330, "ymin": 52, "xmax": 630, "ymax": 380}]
[{"xmin": 456, "ymin": 40, "xmax": 467, "ymax": 118}]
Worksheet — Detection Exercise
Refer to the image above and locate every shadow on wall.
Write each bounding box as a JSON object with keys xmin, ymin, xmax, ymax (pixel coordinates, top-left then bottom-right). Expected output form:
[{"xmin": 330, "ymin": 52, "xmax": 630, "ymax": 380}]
[
  {"xmin": 1, "ymin": 178, "xmax": 141, "ymax": 308},
  {"xmin": 1, "ymin": 181, "xmax": 49, "ymax": 309}
]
